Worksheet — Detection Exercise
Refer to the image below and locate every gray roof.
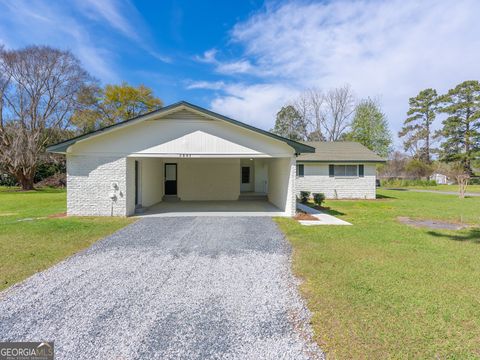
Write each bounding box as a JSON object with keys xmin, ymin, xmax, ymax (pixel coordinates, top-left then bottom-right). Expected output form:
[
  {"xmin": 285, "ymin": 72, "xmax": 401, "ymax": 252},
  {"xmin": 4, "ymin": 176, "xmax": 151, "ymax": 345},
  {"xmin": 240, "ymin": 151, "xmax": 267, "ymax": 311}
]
[
  {"xmin": 47, "ymin": 101, "xmax": 315, "ymax": 154},
  {"xmin": 297, "ymin": 141, "xmax": 386, "ymax": 163}
]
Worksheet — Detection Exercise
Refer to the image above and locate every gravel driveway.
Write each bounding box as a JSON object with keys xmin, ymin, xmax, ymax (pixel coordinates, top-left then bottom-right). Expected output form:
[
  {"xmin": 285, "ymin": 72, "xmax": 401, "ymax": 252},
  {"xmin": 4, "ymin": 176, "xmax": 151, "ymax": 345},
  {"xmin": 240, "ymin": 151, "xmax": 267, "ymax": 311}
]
[{"xmin": 0, "ymin": 217, "xmax": 323, "ymax": 359}]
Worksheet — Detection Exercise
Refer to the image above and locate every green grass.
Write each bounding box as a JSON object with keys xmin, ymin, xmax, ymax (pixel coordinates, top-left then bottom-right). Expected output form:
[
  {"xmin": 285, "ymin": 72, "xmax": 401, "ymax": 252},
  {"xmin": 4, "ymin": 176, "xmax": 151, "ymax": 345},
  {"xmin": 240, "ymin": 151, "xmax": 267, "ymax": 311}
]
[
  {"xmin": 0, "ymin": 187, "xmax": 133, "ymax": 291},
  {"xmin": 276, "ymin": 190, "xmax": 480, "ymax": 359},
  {"xmin": 405, "ymin": 184, "xmax": 480, "ymax": 193}
]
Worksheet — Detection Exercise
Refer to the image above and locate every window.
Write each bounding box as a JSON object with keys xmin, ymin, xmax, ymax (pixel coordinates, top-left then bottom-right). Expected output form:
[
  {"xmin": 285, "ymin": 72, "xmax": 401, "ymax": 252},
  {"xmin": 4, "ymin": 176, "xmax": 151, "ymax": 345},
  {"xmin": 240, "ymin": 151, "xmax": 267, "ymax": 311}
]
[
  {"xmin": 333, "ymin": 165, "xmax": 358, "ymax": 177},
  {"xmin": 241, "ymin": 166, "xmax": 250, "ymax": 183},
  {"xmin": 297, "ymin": 164, "xmax": 304, "ymax": 177}
]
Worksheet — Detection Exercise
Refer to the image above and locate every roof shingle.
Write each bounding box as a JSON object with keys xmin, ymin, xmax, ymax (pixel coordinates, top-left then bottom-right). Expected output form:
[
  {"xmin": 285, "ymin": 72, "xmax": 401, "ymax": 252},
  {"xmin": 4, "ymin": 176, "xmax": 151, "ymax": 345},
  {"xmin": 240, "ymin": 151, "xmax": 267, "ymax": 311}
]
[{"xmin": 297, "ymin": 141, "xmax": 385, "ymax": 162}]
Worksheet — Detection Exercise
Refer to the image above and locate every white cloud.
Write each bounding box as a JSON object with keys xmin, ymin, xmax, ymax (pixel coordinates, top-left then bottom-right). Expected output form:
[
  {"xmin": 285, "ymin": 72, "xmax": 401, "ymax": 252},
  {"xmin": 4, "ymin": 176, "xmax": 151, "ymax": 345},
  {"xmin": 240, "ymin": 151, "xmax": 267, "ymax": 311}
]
[
  {"xmin": 75, "ymin": 0, "xmax": 170, "ymax": 62},
  {"xmin": 0, "ymin": 1, "xmax": 119, "ymax": 82},
  {"xmin": 194, "ymin": 49, "xmax": 254, "ymax": 74},
  {"xmin": 76, "ymin": 0, "xmax": 139, "ymax": 40},
  {"xmin": 186, "ymin": 80, "xmax": 297, "ymax": 129},
  {"xmin": 216, "ymin": 60, "xmax": 253, "ymax": 74},
  {"xmin": 210, "ymin": 83, "xmax": 298, "ymax": 129},
  {"xmin": 186, "ymin": 80, "xmax": 226, "ymax": 90},
  {"xmin": 199, "ymin": 0, "xmax": 480, "ymax": 144},
  {"xmin": 195, "ymin": 49, "xmax": 219, "ymax": 63}
]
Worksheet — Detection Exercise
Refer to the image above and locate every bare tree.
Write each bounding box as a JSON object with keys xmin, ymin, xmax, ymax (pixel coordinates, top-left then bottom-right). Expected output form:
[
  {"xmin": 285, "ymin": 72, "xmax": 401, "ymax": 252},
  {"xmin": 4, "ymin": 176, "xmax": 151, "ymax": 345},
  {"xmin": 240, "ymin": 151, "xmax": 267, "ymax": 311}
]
[
  {"xmin": 292, "ymin": 85, "xmax": 354, "ymax": 141},
  {"xmin": 308, "ymin": 88, "xmax": 324, "ymax": 134},
  {"xmin": 322, "ymin": 85, "xmax": 355, "ymax": 141},
  {"xmin": 436, "ymin": 162, "xmax": 471, "ymax": 198},
  {"xmin": 378, "ymin": 151, "xmax": 409, "ymax": 178},
  {"xmin": 293, "ymin": 88, "xmax": 326, "ymax": 141},
  {"xmin": 0, "ymin": 46, "xmax": 93, "ymax": 190}
]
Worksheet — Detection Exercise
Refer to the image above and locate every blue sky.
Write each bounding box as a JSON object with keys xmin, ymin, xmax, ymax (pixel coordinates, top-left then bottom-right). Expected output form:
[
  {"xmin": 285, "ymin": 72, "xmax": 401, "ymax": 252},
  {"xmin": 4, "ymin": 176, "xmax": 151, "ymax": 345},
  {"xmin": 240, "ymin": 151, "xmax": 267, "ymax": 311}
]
[{"xmin": 1, "ymin": 0, "xmax": 480, "ymax": 147}]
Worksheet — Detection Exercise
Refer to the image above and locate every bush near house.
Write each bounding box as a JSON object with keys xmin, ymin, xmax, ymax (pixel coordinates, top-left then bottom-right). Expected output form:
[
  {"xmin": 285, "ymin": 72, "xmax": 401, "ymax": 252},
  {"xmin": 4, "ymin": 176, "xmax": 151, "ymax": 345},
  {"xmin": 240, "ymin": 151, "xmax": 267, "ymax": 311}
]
[
  {"xmin": 312, "ymin": 193, "xmax": 325, "ymax": 207},
  {"xmin": 300, "ymin": 191, "xmax": 311, "ymax": 203}
]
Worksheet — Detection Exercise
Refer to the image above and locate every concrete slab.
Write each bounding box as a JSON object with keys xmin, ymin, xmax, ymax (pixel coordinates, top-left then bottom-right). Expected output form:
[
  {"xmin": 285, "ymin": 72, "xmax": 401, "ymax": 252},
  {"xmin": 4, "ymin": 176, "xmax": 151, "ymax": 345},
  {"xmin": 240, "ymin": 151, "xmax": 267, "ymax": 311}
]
[
  {"xmin": 296, "ymin": 203, "xmax": 352, "ymax": 226},
  {"xmin": 137, "ymin": 200, "xmax": 286, "ymax": 217}
]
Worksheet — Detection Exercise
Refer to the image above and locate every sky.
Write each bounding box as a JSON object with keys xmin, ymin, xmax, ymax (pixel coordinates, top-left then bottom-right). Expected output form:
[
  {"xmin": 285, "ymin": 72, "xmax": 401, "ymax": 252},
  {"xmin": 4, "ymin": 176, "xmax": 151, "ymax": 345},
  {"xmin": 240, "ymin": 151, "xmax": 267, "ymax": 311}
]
[{"xmin": 1, "ymin": 0, "xmax": 479, "ymax": 148}]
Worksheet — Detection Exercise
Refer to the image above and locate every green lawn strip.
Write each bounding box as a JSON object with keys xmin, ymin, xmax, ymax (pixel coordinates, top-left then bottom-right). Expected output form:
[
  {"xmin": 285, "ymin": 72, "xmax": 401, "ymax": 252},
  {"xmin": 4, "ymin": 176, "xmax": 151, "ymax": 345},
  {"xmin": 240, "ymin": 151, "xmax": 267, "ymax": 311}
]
[
  {"xmin": 277, "ymin": 190, "xmax": 480, "ymax": 358},
  {"xmin": 0, "ymin": 188, "xmax": 133, "ymax": 291},
  {"xmin": 391, "ymin": 184, "xmax": 480, "ymax": 194}
]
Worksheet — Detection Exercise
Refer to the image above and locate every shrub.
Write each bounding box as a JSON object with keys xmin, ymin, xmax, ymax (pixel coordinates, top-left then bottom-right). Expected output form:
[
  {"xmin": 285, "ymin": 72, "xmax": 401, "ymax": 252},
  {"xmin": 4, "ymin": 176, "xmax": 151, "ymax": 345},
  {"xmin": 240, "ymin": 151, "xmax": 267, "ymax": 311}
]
[
  {"xmin": 469, "ymin": 177, "xmax": 480, "ymax": 185},
  {"xmin": 0, "ymin": 172, "xmax": 17, "ymax": 186},
  {"xmin": 35, "ymin": 172, "xmax": 66, "ymax": 188},
  {"xmin": 300, "ymin": 191, "xmax": 311, "ymax": 203},
  {"xmin": 34, "ymin": 161, "xmax": 66, "ymax": 183},
  {"xmin": 381, "ymin": 179, "xmax": 437, "ymax": 187},
  {"xmin": 313, "ymin": 193, "xmax": 326, "ymax": 207}
]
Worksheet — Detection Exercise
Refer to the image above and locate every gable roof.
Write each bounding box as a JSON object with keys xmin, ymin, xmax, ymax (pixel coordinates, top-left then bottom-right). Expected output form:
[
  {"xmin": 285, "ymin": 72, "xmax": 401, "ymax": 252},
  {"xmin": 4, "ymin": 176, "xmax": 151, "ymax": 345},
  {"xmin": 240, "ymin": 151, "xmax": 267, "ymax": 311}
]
[
  {"xmin": 297, "ymin": 141, "xmax": 386, "ymax": 163},
  {"xmin": 47, "ymin": 101, "xmax": 315, "ymax": 154}
]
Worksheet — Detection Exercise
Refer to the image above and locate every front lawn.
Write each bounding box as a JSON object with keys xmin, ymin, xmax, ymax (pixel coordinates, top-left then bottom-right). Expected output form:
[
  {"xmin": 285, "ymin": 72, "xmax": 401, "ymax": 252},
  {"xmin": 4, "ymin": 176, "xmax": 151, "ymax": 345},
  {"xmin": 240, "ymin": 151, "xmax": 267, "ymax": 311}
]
[
  {"xmin": 0, "ymin": 187, "xmax": 133, "ymax": 291},
  {"xmin": 413, "ymin": 184, "xmax": 480, "ymax": 193},
  {"xmin": 389, "ymin": 184, "xmax": 480, "ymax": 194},
  {"xmin": 277, "ymin": 190, "xmax": 480, "ymax": 359}
]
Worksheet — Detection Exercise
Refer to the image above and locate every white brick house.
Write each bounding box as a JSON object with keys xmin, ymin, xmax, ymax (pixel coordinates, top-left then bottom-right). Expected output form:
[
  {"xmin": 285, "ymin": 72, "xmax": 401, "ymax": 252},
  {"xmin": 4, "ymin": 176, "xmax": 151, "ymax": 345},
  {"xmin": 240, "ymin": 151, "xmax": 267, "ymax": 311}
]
[
  {"xmin": 48, "ymin": 102, "xmax": 384, "ymax": 217},
  {"xmin": 48, "ymin": 101, "xmax": 312, "ymax": 217},
  {"xmin": 296, "ymin": 142, "xmax": 385, "ymax": 199}
]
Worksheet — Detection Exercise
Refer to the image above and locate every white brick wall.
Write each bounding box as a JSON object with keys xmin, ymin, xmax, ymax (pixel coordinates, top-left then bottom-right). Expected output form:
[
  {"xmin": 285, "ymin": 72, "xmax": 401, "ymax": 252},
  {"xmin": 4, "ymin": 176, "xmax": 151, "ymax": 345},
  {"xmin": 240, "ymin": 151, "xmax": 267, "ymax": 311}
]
[
  {"xmin": 287, "ymin": 158, "xmax": 297, "ymax": 216},
  {"xmin": 296, "ymin": 163, "xmax": 376, "ymax": 199},
  {"xmin": 67, "ymin": 155, "xmax": 128, "ymax": 216},
  {"xmin": 267, "ymin": 157, "xmax": 296, "ymax": 216}
]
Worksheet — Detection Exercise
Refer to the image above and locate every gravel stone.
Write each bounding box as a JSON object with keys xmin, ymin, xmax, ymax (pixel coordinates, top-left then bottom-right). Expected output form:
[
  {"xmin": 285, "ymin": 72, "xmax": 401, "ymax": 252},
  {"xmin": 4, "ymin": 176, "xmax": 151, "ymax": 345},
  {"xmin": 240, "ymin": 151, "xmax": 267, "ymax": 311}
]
[{"xmin": 0, "ymin": 217, "xmax": 324, "ymax": 359}]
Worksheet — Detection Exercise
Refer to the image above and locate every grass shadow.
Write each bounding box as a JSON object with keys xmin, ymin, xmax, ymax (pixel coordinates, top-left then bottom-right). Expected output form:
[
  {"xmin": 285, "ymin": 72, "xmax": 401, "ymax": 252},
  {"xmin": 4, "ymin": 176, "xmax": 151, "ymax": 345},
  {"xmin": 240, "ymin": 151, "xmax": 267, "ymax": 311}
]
[
  {"xmin": 427, "ymin": 228, "xmax": 480, "ymax": 243},
  {"xmin": 376, "ymin": 194, "xmax": 397, "ymax": 199},
  {"xmin": 322, "ymin": 208, "xmax": 347, "ymax": 216},
  {"xmin": 301, "ymin": 202, "xmax": 347, "ymax": 216}
]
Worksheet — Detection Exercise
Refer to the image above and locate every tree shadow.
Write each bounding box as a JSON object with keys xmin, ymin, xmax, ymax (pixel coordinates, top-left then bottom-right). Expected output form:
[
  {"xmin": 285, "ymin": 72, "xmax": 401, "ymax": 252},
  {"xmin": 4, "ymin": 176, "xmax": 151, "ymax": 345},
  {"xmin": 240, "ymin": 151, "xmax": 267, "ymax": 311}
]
[
  {"xmin": 376, "ymin": 194, "xmax": 397, "ymax": 199},
  {"xmin": 427, "ymin": 228, "xmax": 480, "ymax": 243},
  {"xmin": 320, "ymin": 207, "xmax": 346, "ymax": 216}
]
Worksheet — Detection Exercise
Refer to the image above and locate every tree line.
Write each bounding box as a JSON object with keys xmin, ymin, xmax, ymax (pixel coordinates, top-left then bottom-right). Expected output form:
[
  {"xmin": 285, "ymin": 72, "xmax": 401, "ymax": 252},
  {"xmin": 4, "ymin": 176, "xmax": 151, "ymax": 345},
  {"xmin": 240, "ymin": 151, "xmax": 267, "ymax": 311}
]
[
  {"xmin": 272, "ymin": 82, "xmax": 479, "ymax": 185},
  {"xmin": 0, "ymin": 45, "xmax": 162, "ymax": 190},
  {"xmin": 399, "ymin": 82, "xmax": 480, "ymax": 175},
  {"xmin": 271, "ymin": 85, "xmax": 393, "ymax": 158},
  {"xmin": 1, "ymin": 45, "xmax": 478, "ymax": 191}
]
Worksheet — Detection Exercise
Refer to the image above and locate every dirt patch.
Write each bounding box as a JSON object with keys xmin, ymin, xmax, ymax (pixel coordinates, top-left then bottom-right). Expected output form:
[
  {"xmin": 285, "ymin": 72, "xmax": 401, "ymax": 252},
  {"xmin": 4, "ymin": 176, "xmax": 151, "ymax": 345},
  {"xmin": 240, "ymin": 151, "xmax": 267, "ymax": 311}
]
[
  {"xmin": 48, "ymin": 212, "xmax": 67, "ymax": 218},
  {"xmin": 397, "ymin": 216, "xmax": 470, "ymax": 230},
  {"xmin": 294, "ymin": 212, "xmax": 318, "ymax": 221}
]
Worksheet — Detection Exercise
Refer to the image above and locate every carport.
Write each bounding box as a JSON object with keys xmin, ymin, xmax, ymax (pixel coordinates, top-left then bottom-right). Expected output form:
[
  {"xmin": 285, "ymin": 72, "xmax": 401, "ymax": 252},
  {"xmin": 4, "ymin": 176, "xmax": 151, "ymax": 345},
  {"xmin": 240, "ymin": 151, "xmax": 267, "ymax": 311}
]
[{"xmin": 130, "ymin": 156, "xmax": 291, "ymax": 217}]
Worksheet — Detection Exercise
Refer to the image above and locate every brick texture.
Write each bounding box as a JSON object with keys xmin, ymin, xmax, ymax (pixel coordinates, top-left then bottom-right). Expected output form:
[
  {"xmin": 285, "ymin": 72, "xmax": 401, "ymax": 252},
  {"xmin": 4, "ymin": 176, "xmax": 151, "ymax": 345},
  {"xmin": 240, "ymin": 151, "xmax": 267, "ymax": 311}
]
[{"xmin": 67, "ymin": 155, "xmax": 128, "ymax": 216}]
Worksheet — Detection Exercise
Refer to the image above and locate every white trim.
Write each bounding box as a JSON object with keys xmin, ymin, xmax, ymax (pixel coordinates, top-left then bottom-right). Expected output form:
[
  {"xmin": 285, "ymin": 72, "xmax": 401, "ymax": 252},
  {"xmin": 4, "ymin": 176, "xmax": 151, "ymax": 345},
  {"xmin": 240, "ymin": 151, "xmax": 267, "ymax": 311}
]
[
  {"xmin": 64, "ymin": 104, "xmax": 300, "ymax": 155},
  {"xmin": 68, "ymin": 152, "xmax": 293, "ymax": 158}
]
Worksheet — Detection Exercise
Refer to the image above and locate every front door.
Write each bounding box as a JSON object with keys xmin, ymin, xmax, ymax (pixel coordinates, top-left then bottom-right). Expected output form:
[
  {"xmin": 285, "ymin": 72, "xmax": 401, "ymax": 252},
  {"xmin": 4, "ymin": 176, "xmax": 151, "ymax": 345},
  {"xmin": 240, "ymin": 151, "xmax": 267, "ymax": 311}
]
[
  {"xmin": 164, "ymin": 163, "xmax": 177, "ymax": 195},
  {"xmin": 240, "ymin": 165, "xmax": 253, "ymax": 192}
]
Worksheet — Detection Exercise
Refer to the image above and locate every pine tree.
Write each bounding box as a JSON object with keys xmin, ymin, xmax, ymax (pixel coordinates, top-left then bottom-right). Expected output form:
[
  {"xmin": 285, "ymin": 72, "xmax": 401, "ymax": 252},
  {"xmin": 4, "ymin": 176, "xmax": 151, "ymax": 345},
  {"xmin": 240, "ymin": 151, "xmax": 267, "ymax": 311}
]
[
  {"xmin": 399, "ymin": 88, "xmax": 438, "ymax": 163},
  {"xmin": 437, "ymin": 80, "xmax": 480, "ymax": 174}
]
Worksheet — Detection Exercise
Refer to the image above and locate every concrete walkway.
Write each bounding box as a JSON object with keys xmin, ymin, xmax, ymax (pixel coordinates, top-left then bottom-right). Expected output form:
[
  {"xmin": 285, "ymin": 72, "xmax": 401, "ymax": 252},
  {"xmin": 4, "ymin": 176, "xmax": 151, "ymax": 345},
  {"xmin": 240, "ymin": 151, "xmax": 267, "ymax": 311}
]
[
  {"xmin": 296, "ymin": 203, "xmax": 351, "ymax": 226},
  {"xmin": 386, "ymin": 188, "xmax": 480, "ymax": 197}
]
